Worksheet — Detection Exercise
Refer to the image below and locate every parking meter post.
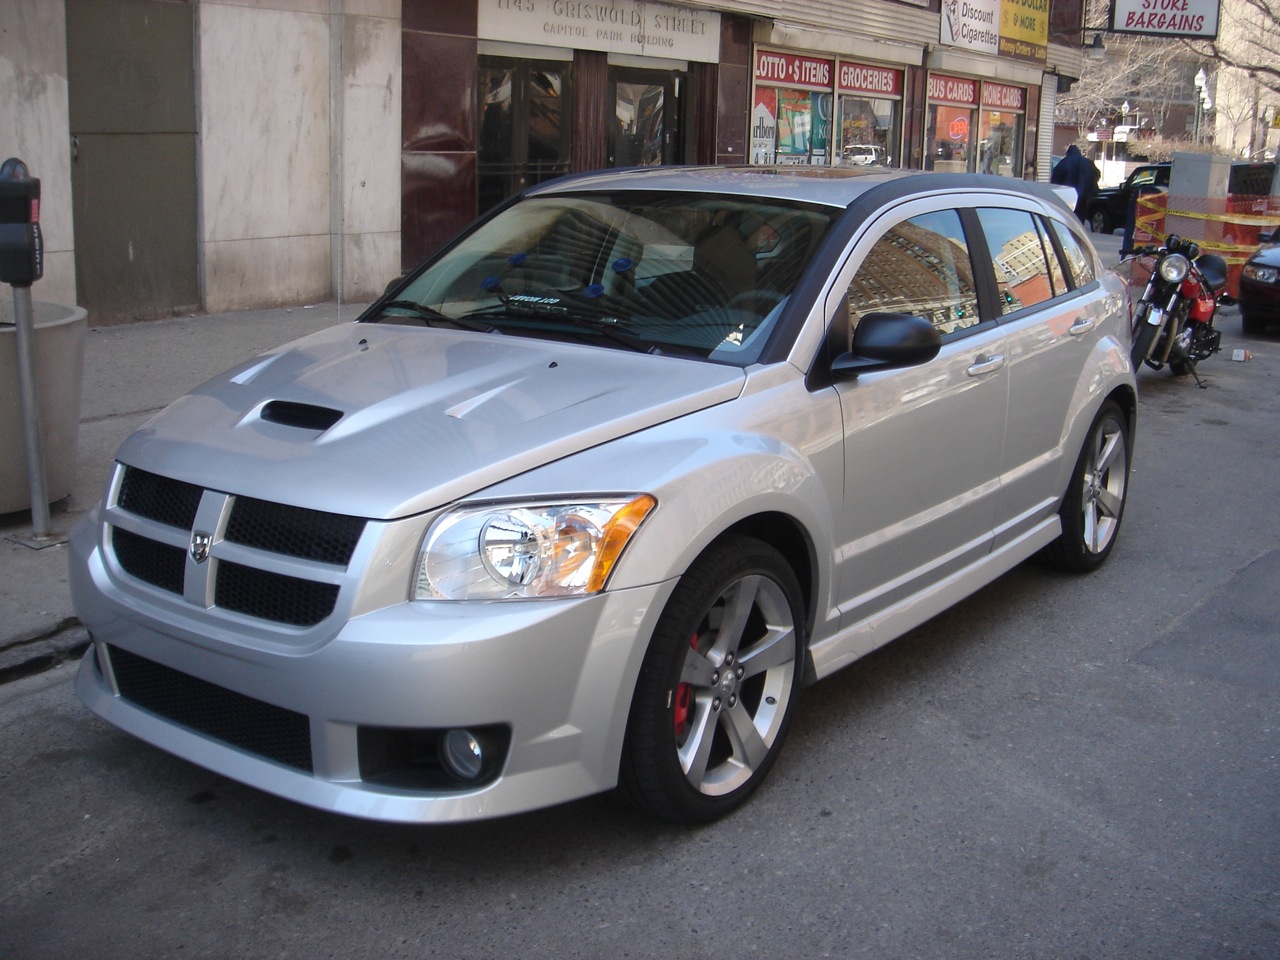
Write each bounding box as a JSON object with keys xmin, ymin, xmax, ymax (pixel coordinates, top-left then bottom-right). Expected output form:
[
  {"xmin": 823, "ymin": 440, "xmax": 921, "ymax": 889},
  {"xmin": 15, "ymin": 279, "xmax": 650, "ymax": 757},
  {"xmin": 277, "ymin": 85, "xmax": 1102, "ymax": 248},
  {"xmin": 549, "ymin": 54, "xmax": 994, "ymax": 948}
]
[
  {"xmin": 0, "ymin": 158, "xmax": 51, "ymax": 540},
  {"xmin": 11, "ymin": 284, "xmax": 51, "ymax": 539}
]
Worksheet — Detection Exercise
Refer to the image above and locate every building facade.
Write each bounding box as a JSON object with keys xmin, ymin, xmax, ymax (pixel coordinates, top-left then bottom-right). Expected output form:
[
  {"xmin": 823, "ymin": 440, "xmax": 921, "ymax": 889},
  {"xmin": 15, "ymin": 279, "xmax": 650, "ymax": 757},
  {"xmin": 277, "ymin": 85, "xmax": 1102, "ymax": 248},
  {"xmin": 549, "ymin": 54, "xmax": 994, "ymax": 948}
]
[{"xmin": 1, "ymin": 0, "xmax": 1087, "ymax": 320}]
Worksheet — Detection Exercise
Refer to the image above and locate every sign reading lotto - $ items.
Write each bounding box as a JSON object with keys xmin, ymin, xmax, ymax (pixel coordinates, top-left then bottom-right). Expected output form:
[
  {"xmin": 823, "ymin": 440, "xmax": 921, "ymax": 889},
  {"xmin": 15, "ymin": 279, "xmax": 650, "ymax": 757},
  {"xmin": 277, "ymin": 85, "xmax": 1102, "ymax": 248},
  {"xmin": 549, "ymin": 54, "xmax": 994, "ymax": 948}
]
[{"xmin": 1109, "ymin": 0, "xmax": 1220, "ymax": 38}]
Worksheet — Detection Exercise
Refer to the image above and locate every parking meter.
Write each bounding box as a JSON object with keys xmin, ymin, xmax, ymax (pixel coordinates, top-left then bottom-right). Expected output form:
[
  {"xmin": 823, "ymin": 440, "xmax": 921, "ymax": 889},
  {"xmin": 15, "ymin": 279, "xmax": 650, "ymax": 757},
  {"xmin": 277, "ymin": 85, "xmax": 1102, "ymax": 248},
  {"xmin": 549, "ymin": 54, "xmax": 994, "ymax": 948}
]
[{"xmin": 0, "ymin": 157, "xmax": 43, "ymax": 286}]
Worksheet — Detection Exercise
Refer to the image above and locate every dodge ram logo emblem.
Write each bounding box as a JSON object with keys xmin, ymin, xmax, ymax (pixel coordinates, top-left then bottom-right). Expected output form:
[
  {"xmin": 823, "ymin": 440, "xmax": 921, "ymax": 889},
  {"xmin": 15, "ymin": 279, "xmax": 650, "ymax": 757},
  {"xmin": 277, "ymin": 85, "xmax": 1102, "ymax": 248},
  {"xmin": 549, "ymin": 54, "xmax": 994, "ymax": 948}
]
[{"xmin": 189, "ymin": 531, "xmax": 212, "ymax": 564}]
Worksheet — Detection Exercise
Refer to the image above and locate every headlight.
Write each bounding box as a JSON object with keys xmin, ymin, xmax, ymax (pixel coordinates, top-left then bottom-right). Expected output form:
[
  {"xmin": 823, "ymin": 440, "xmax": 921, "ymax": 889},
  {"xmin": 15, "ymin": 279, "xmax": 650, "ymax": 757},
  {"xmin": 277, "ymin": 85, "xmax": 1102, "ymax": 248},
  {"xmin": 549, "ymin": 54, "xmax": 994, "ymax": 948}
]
[
  {"xmin": 415, "ymin": 495, "xmax": 656, "ymax": 600},
  {"xmin": 1243, "ymin": 263, "xmax": 1279, "ymax": 284},
  {"xmin": 1158, "ymin": 253, "xmax": 1190, "ymax": 284}
]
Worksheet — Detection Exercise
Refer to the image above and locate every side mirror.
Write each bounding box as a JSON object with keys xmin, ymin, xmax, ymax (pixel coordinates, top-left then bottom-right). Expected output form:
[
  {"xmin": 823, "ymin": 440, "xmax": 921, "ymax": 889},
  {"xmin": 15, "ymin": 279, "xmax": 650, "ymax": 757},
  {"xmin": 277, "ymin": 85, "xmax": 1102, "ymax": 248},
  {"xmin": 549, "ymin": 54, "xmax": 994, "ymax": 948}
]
[{"xmin": 831, "ymin": 312, "xmax": 942, "ymax": 377}]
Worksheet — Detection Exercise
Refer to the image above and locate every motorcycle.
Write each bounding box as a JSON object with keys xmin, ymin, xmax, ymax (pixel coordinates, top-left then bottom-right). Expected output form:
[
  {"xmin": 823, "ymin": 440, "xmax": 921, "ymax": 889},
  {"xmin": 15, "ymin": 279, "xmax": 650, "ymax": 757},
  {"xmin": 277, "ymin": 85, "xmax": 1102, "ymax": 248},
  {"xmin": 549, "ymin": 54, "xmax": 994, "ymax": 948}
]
[{"xmin": 1124, "ymin": 234, "xmax": 1228, "ymax": 387}]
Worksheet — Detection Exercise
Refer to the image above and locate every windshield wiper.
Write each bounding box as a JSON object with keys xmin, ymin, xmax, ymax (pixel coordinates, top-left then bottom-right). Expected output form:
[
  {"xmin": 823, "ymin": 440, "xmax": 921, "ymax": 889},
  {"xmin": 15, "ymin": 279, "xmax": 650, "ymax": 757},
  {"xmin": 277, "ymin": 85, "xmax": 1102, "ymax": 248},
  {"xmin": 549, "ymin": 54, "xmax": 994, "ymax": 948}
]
[
  {"xmin": 376, "ymin": 300, "xmax": 498, "ymax": 333},
  {"xmin": 463, "ymin": 305, "xmax": 669, "ymax": 355}
]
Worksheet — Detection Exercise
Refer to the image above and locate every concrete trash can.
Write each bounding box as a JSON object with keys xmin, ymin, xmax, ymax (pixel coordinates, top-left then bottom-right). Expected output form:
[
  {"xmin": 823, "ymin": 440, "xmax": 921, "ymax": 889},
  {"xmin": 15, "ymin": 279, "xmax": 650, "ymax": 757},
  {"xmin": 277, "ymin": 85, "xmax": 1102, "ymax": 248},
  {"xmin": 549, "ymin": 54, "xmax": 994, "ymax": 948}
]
[{"xmin": 0, "ymin": 300, "xmax": 87, "ymax": 514}]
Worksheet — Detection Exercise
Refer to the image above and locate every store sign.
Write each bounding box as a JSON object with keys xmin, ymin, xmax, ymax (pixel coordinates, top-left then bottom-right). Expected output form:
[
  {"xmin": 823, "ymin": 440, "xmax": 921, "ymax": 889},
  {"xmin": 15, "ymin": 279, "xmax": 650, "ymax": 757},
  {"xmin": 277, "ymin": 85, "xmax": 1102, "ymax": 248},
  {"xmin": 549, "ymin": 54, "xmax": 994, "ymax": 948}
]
[
  {"xmin": 940, "ymin": 0, "xmax": 1000, "ymax": 55},
  {"xmin": 755, "ymin": 50, "xmax": 834, "ymax": 91},
  {"xmin": 1109, "ymin": 0, "xmax": 1220, "ymax": 38},
  {"xmin": 982, "ymin": 81, "xmax": 1025, "ymax": 111},
  {"xmin": 998, "ymin": 0, "xmax": 1049, "ymax": 63},
  {"xmin": 477, "ymin": 0, "xmax": 722, "ymax": 62},
  {"xmin": 837, "ymin": 62, "xmax": 903, "ymax": 98},
  {"xmin": 928, "ymin": 73, "xmax": 979, "ymax": 107}
]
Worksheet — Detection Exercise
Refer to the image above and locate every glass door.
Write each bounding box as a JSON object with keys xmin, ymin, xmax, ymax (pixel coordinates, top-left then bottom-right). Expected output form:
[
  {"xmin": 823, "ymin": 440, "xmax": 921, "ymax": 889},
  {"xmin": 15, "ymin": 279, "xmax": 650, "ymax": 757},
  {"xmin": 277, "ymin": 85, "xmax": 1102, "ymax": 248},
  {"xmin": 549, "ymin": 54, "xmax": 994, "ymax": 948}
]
[
  {"xmin": 478, "ymin": 57, "xmax": 571, "ymax": 213},
  {"xmin": 608, "ymin": 67, "xmax": 683, "ymax": 167}
]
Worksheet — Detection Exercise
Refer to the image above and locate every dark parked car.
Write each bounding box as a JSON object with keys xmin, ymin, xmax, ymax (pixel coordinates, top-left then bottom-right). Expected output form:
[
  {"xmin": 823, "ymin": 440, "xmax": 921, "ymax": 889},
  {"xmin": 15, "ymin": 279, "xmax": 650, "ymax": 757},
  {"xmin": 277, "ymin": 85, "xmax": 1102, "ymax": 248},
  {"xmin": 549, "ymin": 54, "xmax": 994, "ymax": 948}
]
[
  {"xmin": 1239, "ymin": 228, "xmax": 1280, "ymax": 334},
  {"xmin": 1085, "ymin": 163, "xmax": 1170, "ymax": 235}
]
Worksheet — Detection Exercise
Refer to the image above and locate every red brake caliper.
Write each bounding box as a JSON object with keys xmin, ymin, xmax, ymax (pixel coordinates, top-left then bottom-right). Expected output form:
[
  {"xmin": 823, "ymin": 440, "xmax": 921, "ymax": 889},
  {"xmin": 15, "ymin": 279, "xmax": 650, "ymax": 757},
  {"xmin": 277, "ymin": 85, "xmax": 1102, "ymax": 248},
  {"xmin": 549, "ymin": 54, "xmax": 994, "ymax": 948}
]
[{"xmin": 673, "ymin": 633, "xmax": 698, "ymax": 740}]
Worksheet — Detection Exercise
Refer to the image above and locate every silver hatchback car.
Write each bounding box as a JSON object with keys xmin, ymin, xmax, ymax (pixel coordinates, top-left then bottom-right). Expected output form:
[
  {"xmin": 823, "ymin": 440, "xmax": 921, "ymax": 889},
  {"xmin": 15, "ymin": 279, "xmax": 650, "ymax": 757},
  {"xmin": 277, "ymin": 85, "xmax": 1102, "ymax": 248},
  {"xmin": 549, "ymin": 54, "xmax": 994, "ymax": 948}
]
[{"xmin": 72, "ymin": 167, "xmax": 1136, "ymax": 824}]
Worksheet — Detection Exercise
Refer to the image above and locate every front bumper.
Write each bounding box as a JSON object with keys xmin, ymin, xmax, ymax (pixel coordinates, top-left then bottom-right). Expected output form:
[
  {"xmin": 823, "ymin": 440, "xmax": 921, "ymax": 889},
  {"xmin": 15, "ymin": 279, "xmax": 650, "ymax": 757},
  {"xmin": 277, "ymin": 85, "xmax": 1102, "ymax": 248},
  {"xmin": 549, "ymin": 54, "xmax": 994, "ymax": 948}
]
[{"xmin": 71, "ymin": 513, "xmax": 675, "ymax": 823}]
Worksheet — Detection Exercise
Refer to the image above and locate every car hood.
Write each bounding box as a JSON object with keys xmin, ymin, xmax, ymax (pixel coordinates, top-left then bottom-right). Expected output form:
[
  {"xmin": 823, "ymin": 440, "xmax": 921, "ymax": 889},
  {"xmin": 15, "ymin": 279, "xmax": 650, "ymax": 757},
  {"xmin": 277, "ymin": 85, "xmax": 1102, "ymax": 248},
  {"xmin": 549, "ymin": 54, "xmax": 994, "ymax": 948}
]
[
  {"xmin": 1247, "ymin": 242, "xmax": 1280, "ymax": 268},
  {"xmin": 115, "ymin": 323, "xmax": 745, "ymax": 520}
]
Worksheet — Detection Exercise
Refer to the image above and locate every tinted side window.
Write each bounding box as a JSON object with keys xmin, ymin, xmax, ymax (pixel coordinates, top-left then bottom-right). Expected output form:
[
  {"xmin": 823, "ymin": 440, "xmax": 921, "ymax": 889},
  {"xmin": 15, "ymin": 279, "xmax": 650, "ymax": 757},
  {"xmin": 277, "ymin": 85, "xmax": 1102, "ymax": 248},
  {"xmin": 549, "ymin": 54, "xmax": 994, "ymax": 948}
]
[
  {"xmin": 846, "ymin": 210, "xmax": 980, "ymax": 338},
  {"xmin": 1050, "ymin": 219, "xmax": 1096, "ymax": 287},
  {"xmin": 976, "ymin": 208, "xmax": 1056, "ymax": 315}
]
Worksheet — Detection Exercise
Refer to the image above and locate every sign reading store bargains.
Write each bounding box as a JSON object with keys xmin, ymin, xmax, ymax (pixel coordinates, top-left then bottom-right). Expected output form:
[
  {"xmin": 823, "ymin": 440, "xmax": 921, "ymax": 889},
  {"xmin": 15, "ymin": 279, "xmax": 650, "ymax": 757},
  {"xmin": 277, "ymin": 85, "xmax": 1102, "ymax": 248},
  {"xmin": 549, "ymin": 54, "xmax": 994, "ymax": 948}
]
[
  {"xmin": 477, "ymin": 0, "xmax": 722, "ymax": 62},
  {"xmin": 1109, "ymin": 0, "xmax": 1220, "ymax": 38}
]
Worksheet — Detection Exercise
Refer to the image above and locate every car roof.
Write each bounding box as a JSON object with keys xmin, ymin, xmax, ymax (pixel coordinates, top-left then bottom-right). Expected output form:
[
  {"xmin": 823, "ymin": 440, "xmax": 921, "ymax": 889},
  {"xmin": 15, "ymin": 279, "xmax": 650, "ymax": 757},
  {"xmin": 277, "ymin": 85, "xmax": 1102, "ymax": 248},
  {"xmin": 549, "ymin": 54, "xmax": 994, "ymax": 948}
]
[{"xmin": 526, "ymin": 165, "xmax": 1070, "ymax": 211}]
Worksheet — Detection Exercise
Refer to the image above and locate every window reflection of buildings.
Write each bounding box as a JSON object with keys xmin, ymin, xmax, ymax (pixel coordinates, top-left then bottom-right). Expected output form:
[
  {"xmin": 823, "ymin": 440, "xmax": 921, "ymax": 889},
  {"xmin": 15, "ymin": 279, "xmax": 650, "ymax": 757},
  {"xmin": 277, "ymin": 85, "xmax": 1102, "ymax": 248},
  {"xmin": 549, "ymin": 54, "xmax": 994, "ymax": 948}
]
[
  {"xmin": 848, "ymin": 222, "xmax": 977, "ymax": 334},
  {"xmin": 992, "ymin": 228, "xmax": 1053, "ymax": 312}
]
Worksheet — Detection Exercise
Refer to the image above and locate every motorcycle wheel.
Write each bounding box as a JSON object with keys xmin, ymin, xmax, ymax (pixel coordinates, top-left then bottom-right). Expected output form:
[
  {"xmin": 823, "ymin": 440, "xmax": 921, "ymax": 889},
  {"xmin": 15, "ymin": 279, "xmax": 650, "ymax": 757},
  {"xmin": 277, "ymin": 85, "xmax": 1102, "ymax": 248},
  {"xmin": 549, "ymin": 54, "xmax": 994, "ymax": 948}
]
[
  {"xmin": 1130, "ymin": 309, "xmax": 1159, "ymax": 369},
  {"xmin": 1169, "ymin": 359, "xmax": 1195, "ymax": 376},
  {"xmin": 1038, "ymin": 400, "xmax": 1131, "ymax": 573}
]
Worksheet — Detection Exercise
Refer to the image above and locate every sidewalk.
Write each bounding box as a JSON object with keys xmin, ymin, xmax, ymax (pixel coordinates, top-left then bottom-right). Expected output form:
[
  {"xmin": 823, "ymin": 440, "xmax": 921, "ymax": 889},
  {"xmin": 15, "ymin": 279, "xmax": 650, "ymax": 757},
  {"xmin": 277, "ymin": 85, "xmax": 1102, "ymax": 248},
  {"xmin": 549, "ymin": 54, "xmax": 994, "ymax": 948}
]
[{"xmin": 0, "ymin": 301, "xmax": 368, "ymax": 682}]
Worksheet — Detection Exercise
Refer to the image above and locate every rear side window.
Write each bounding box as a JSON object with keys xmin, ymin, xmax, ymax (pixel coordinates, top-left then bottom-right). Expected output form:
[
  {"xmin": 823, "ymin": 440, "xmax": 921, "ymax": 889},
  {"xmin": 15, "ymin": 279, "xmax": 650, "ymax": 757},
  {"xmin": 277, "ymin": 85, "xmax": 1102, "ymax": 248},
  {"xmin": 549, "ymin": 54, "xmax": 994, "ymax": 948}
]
[
  {"xmin": 846, "ymin": 209, "xmax": 980, "ymax": 339},
  {"xmin": 1049, "ymin": 219, "xmax": 1096, "ymax": 288},
  {"xmin": 975, "ymin": 208, "xmax": 1059, "ymax": 315}
]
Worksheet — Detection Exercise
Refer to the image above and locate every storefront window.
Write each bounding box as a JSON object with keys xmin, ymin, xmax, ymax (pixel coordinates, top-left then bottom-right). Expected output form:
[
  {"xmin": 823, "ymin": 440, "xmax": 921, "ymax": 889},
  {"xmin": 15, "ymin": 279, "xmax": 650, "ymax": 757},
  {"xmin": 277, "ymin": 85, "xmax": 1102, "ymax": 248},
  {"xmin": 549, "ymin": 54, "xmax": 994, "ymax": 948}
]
[
  {"xmin": 978, "ymin": 83, "xmax": 1026, "ymax": 179},
  {"xmin": 836, "ymin": 62, "xmax": 903, "ymax": 167},
  {"xmin": 925, "ymin": 74, "xmax": 979, "ymax": 173},
  {"xmin": 752, "ymin": 51, "xmax": 834, "ymax": 166},
  {"xmin": 978, "ymin": 111, "xmax": 1021, "ymax": 176},
  {"xmin": 926, "ymin": 104, "xmax": 973, "ymax": 172}
]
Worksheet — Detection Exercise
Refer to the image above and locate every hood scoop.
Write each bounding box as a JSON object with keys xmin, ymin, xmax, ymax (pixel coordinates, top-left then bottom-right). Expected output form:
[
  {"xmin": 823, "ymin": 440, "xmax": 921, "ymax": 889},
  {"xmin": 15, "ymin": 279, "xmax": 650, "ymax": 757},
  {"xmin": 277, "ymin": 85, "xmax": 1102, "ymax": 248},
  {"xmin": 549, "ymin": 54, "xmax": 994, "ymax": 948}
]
[{"xmin": 260, "ymin": 400, "xmax": 343, "ymax": 432}]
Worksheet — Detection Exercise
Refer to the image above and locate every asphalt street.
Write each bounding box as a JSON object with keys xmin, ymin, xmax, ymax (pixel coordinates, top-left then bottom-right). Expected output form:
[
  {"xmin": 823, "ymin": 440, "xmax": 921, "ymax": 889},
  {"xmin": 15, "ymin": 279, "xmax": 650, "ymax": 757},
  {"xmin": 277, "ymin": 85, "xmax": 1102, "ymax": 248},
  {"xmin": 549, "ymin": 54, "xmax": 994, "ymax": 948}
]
[{"xmin": 1, "ymin": 231, "xmax": 1277, "ymax": 959}]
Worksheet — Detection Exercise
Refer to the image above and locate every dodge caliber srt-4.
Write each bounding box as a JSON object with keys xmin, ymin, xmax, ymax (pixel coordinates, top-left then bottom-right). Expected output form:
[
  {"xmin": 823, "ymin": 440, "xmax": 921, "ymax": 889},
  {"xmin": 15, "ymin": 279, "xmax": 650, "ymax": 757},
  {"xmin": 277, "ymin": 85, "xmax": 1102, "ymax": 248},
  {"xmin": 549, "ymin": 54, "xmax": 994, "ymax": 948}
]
[{"xmin": 72, "ymin": 167, "xmax": 1137, "ymax": 824}]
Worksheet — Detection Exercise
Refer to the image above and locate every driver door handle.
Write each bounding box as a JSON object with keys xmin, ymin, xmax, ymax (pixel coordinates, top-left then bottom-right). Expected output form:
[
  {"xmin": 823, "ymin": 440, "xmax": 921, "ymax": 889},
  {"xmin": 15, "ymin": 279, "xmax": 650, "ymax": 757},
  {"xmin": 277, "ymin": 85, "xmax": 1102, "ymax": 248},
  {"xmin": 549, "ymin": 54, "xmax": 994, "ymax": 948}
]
[
  {"xmin": 966, "ymin": 354, "xmax": 1005, "ymax": 377},
  {"xmin": 1068, "ymin": 317, "xmax": 1097, "ymax": 337}
]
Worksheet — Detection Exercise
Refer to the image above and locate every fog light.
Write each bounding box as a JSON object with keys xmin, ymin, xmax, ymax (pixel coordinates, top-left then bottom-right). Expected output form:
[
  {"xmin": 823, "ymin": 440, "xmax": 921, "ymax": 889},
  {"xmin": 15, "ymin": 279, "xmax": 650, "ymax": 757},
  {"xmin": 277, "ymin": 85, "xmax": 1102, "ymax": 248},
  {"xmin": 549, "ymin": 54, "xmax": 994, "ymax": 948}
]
[{"xmin": 440, "ymin": 729, "xmax": 484, "ymax": 781}]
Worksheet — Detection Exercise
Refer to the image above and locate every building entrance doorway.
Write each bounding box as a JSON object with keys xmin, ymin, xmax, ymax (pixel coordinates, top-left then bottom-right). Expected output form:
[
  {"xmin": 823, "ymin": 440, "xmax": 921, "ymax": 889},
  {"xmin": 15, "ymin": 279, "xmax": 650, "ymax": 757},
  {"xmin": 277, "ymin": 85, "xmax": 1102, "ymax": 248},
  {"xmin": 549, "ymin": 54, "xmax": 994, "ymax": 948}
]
[
  {"xmin": 477, "ymin": 57, "xmax": 572, "ymax": 214},
  {"xmin": 608, "ymin": 68, "xmax": 684, "ymax": 167}
]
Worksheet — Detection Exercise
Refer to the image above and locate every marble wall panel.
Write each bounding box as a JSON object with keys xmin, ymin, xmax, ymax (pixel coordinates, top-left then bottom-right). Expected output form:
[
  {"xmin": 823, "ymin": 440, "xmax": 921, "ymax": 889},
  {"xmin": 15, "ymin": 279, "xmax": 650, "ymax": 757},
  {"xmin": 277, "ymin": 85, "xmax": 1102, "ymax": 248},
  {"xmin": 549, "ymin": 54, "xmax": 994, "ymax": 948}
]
[
  {"xmin": 341, "ymin": 14, "xmax": 402, "ymax": 237},
  {"xmin": 402, "ymin": 31, "xmax": 476, "ymax": 153},
  {"xmin": 199, "ymin": 2, "xmax": 331, "ymax": 243},
  {"xmin": 203, "ymin": 235, "xmax": 332, "ymax": 312},
  {"xmin": 403, "ymin": 0, "xmax": 476, "ymax": 36},
  {"xmin": 341, "ymin": 231, "xmax": 401, "ymax": 301},
  {"xmin": 401, "ymin": 152, "xmax": 475, "ymax": 270},
  {"xmin": 0, "ymin": 0, "xmax": 75, "ymax": 303}
]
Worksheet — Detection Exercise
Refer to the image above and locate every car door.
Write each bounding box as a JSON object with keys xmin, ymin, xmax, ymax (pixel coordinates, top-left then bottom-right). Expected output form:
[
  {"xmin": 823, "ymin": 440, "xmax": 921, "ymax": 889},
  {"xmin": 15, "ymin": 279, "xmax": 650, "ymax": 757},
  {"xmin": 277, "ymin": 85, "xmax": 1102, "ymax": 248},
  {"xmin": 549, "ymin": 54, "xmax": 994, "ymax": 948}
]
[
  {"xmin": 828, "ymin": 203, "xmax": 1009, "ymax": 628},
  {"xmin": 981, "ymin": 206, "xmax": 1113, "ymax": 549}
]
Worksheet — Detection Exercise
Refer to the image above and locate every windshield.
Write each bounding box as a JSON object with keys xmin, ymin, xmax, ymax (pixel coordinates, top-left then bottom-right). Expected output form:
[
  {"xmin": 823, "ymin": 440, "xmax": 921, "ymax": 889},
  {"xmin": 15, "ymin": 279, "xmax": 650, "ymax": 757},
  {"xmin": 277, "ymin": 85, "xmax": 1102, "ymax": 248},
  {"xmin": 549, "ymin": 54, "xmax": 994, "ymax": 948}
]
[{"xmin": 375, "ymin": 191, "xmax": 838, "ymax": 365}]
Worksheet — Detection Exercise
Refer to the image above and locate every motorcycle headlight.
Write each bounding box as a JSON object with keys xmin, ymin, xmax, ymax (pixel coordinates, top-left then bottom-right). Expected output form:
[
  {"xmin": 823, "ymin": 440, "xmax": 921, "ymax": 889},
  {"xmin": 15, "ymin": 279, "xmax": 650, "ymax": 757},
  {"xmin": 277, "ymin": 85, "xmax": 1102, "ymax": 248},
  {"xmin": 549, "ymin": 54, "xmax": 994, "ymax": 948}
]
[
  {"xmin": 1158, "ymin": 253, "xmax": 1191, "ymax": 284},
  {"xmin": 415, "ymin": 495, "xmax": 656, "ymax": 600}
]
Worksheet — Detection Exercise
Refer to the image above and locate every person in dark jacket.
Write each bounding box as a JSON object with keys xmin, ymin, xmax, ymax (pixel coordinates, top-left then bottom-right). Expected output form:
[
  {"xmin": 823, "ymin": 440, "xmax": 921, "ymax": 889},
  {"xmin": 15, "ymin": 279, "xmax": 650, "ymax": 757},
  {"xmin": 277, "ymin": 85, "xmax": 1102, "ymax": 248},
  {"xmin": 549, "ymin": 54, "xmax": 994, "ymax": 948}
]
[{"xmin": 1050, "ymin": 144, "xmax": 1101, "ymax": 220}]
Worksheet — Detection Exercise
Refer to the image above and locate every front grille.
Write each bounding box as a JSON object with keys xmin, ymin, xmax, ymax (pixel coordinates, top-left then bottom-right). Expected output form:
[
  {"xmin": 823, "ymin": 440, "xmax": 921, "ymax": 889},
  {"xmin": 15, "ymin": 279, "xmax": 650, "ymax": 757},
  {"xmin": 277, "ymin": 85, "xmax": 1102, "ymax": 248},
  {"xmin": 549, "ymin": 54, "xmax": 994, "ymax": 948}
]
[
  {"xmin": 118, "ymin": 467, "xmax": 202, "ymax": 530},
  {"xmin": 112, "ymin": 527, "xmax": 185, "ymax": 595},
  {"xmin": 109, "ymin": 465, "xmax": 367, "ymax": 628},
  {"xmin": 224, "ymin": 497, "xmax": 364, "ymax": 565},
  {"xmin": 215, "ymin": 561, "xmax": 339, "ymax": 627},
  {"xmin": 108, "ymin": 644, "xmax": 313, "ymax": 772}
]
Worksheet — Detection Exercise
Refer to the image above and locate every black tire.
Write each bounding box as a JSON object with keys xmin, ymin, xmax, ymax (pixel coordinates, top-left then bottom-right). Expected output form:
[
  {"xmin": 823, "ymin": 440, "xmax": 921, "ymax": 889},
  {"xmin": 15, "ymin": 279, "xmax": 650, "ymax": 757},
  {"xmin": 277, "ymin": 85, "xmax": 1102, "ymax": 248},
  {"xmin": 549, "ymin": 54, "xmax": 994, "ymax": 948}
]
[
  {"xmin": 1169, "ymin": 359, "xmax": 1195, "ymax": 377},
  {"xmin": 1242, "ymin": 310, "xmax": 1265, "ymax": 336},
  {"xmin": 1088, "ymin": 208, "xmax": 1110, "ymax": 234},
  {"xmin": 1130, "ymin": 308, "xmax": 1159, "ymax": 369},
  {"xmin": 618, "ymin": 537, "xmax": 805, "ymax": 824},
  {"xmin": 1039, "ymin": 401, "xmax": 1131, "ymax": 573}
]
